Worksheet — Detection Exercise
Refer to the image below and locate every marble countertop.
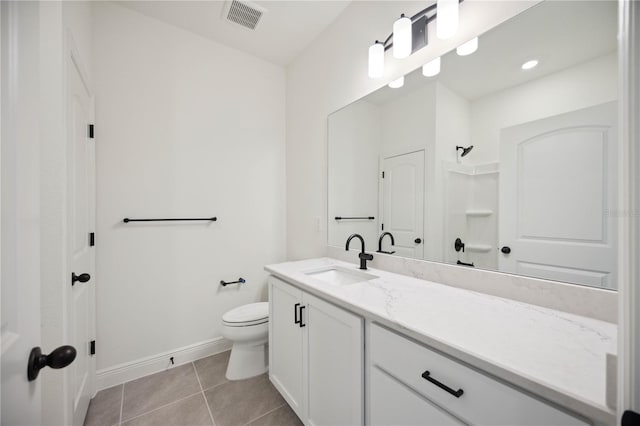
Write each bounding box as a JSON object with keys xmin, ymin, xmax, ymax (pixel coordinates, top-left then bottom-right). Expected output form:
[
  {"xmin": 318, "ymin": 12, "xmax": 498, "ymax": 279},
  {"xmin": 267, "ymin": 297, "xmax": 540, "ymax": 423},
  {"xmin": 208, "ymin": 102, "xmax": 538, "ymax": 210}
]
[{"xmin": 265, "ymin": 257, "xmax": 617, "ymax": 424}]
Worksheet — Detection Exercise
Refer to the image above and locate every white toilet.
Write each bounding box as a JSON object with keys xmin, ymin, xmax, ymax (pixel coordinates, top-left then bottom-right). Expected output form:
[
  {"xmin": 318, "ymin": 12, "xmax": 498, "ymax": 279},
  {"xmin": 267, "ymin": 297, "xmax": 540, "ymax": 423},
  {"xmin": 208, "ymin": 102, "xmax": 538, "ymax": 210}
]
[{"xmin": 221, "ymin": 302, "xmax": 269, "ymax": 380}]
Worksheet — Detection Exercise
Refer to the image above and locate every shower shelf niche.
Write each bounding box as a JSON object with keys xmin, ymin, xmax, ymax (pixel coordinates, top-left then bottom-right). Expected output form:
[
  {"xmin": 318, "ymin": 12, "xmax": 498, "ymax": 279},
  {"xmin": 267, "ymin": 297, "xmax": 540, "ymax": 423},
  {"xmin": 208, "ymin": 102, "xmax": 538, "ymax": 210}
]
[
  {"xmin": 465, "ymin": 244, "xmax": 493, "ymax": 253},
  {"xmin": 465, "ymin": 209, "xmax": 494, "ymax": 217}
]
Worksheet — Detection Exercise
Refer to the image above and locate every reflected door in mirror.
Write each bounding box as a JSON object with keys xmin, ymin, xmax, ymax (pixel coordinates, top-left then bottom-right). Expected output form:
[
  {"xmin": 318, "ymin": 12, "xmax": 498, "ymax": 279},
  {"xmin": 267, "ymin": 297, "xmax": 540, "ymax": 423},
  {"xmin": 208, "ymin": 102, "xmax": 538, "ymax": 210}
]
[
  {"xmin": 499, "ymin": 102, "xmax": 617, "ymax": 289},
  {"xmin": 381, "ymin": 151, "xmax": 425, "ymax": 259}
]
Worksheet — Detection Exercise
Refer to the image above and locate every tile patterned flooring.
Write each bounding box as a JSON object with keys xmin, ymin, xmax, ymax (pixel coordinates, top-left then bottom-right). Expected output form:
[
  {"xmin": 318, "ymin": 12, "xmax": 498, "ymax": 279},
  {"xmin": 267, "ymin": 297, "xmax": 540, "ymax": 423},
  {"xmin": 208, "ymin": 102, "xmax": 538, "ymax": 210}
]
[{"xmin": 84, "ymin": 351, "xmax": 302, "ymax": 426}]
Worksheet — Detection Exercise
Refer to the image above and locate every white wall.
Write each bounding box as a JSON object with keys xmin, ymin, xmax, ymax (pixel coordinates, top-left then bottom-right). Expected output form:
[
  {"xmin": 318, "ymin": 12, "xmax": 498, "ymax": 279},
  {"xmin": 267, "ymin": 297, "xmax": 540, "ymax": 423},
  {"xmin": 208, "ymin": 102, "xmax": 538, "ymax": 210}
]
[
  {"xmin": 328, "ymin": 101, "xmax": 381, "ymax": 248},
  {"xmin": 92, "ymin": 2, "xmax": 286, "ymax": 373},
  {"xmin": 286, "ymin": 0, "xmax": 538, "ymax": 260}
]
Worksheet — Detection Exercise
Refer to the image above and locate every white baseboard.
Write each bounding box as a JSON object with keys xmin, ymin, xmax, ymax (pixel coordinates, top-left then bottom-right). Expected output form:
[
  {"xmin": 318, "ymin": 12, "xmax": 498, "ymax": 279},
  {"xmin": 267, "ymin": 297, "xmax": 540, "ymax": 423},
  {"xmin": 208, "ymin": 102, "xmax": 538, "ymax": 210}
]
[{"xmin": 96, "ymin": 337, "xmax": 233, "ymax": 391}]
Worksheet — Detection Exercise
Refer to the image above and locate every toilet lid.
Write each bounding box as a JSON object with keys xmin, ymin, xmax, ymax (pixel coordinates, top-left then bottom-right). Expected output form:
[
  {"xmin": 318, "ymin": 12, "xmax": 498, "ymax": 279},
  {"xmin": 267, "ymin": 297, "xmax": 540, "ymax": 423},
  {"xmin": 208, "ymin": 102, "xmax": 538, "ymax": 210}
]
[{"xmin": 223, "ymin": 302, "xmax": 269, "ymax": 324}]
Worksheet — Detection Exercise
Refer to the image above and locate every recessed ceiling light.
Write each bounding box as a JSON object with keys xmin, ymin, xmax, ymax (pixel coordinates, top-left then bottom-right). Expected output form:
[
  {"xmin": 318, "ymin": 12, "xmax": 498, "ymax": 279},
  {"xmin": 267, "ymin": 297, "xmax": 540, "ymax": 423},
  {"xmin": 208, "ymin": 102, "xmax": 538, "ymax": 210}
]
[
  {"xmin": 388, "ymin": 76, "xmax": 405, "ymax": 89},
  {"xmin": 521, "ymin": 60, "xmax": 539, "ymax": 70}
]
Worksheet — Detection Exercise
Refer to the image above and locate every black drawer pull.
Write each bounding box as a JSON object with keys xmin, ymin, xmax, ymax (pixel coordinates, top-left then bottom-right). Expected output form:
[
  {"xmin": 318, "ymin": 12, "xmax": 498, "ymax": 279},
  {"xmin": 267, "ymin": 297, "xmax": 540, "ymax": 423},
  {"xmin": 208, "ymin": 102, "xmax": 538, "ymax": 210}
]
[
  {"xmin": 294, "ymin": 303, "xmax": 301, "ymax": 324},
  {"xmin": 421, "ymin": 371, "xmax": 464, "ymax": 398},
  {"xmin": 299, "ymin": 305, "xmax": 306, "ymax": 328}
]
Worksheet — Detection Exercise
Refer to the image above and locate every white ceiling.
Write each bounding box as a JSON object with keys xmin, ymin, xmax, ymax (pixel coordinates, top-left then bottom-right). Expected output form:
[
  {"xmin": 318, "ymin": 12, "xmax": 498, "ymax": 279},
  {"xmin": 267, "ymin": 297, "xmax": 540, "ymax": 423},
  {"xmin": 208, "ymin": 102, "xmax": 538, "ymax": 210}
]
[
  {"xmin": 116, "ymin": 0, "xmax": 352, "ymax": 66},
  {"xmin": 365, "ymin": 1, "xmax": 617, "ymax": 105}
]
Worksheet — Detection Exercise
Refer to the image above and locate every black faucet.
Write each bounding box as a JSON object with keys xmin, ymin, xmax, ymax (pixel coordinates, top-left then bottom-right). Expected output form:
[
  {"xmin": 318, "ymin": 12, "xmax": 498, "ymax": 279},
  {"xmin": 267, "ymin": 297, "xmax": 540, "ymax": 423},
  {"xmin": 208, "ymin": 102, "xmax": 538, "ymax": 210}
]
[
  {"xmin": 345, "ymin": 234, "xmax": 374, "ymax": 270},
  {"xmin": 377, "ymin": 232, "xmax": 396, "ymax": 254}
]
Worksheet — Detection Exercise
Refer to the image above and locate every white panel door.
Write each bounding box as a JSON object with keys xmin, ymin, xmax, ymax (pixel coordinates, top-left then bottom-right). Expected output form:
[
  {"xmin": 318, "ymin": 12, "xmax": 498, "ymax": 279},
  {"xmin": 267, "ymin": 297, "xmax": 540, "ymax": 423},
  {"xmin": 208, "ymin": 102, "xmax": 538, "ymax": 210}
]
[
  {"xmin": 303, "ymin": 292, "xmax": 363, "ymax": 426},
  {"xmin": 381, "ymin": 151, "xmax": 425, "ymax": 259},
  {"xmin": 67, "ymin": 44, "xmax": 95, "ymax": 425},
  {"xmin": 499, "ymin": 102, "xmax": 617, "ymax": 288},
  {"xmin": 1, "ymin": 2, "xmax": 43, "ymax": 424},
  {"xmin": 268, "ymin": 277, "xmax": 304, "ymax": 418}
]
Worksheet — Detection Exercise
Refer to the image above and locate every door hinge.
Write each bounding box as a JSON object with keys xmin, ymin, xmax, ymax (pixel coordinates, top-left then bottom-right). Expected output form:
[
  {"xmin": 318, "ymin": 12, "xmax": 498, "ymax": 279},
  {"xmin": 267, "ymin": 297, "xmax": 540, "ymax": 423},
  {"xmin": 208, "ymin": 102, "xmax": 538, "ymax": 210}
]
[
  {"xmin": 381, "ymin": 171, "xmax": 385, "ymax": 178},
  {"xmin": 89, "ymin": 232, "xmax": 95, "ymax": 247},
  {"xmin": 90, "ymin": 340, "xmax": 96, "ymax": 356},
  {"xmin": 88, "ymin": 124, "xmax": 95, "ymax": 139}
]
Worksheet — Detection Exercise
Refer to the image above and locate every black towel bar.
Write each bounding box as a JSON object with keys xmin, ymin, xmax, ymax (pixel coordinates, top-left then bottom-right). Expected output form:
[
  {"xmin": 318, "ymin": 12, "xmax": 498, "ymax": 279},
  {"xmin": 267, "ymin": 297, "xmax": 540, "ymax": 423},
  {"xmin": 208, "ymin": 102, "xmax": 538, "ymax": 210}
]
[
  {"xmin": 335, "ymin": 216, "xmax": 375, "ymax": 220},
  {"xmin": 123, "ymin": 217, "xmax": 217, "ymax": 223}
]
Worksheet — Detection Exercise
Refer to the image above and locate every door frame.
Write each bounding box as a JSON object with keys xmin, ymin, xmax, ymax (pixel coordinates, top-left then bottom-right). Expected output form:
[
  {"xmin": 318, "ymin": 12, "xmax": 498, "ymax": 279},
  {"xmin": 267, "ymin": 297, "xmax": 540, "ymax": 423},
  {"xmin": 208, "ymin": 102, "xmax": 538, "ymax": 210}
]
[
  {"xmin": 66, "ymin": 30, "xmax": 96, "ymax": 425},
  {"xmin": 618, "ymin": 0, "xmax": 640, "ymax": 421}
]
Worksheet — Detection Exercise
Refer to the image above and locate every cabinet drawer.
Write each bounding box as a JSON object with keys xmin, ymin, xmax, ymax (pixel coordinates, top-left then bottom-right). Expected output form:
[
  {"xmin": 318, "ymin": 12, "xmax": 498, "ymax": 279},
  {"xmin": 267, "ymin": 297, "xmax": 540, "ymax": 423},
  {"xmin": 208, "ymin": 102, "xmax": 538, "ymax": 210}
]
[
  {"xmin": 370, "ymin": 365, "xmax": 463, "ymax": 426},
  {"xmin": 369, "ymin": 324, "xmax": 588, "ymax": 426}
]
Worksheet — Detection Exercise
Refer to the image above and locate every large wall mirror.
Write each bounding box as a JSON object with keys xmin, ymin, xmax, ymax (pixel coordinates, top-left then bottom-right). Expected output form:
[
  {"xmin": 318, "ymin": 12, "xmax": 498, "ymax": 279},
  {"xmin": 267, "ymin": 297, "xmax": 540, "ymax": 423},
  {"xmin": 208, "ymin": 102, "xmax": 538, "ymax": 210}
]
[{"xmin": 328, "ymin": 1, "xmax": 618, "ymax": 290}]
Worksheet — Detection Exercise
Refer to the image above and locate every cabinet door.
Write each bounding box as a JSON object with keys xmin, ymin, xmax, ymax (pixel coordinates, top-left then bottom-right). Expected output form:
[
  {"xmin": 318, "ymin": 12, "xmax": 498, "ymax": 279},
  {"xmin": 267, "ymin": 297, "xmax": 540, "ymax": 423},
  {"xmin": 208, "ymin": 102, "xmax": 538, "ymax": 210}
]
[
  {"xmin": 369, "ymin": 366, "xmax": 463, "ymax": 426},
  {"xmin": 269, "ymin": 277, "xmax": 304, "ymax": 417},
  {"xmin": 304, "ymin": 293, "xmax": 363, "ymax": 426}
]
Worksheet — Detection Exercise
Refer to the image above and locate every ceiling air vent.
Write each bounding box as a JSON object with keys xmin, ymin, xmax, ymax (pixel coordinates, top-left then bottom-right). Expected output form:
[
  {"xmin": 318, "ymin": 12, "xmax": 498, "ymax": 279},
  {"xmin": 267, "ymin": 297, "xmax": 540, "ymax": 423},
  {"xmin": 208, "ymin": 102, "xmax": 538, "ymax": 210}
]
[{"xmin": 223, "ymin": 0, "xmax": 266, "ymax": 30}]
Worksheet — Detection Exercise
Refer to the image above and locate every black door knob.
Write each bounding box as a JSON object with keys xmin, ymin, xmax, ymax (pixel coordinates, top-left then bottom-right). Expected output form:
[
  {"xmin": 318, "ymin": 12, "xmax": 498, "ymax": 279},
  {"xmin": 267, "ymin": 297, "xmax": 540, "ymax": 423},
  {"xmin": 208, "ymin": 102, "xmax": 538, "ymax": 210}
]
[
  {"xmin": 415, "ymin": 238, "xmax": 422, "ymax": 244},
  {"xmin": 454, "ymin": 238, "xmax": 465, "ymax": 253},
  {"xmin": 27, "ymin": 345, "xmax": 77, "ymax": 381},
  {"xmin": 71, "ymin": 272, "xmax": 91, "ymax": 285},
  {"xmin": 501, "ymin": 246, "xmax": 511, "ymax": 254}
]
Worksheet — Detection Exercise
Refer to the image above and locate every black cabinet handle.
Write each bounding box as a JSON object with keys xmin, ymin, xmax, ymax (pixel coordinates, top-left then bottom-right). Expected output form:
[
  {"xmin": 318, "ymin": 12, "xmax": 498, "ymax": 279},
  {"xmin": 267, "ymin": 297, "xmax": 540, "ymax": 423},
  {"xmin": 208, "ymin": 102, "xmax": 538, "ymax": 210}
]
[
  {"xmin": 501, "ymin": 246, "xmax": 511, "ymax": 254},
  {"xmin": 294, "ymin": 303, "xmax": 301, "ymax": 325},
  {"xmin": 299, "ymin": 305, "xmax": 306, "ymax": 328},
  {"xmin": 71, "ymin": 272, "xmax": 90, "ymax": 286},
  {"xmin": 27, "ymin": 346, "xmax": 77, "ymax": 381},
  {"xmin": 415, "ymin": 238, "xmax": 422, "ymax": 244},
  {"xmin": 421, "ymin": 370, "xmax": 464, "ymax": 398}
]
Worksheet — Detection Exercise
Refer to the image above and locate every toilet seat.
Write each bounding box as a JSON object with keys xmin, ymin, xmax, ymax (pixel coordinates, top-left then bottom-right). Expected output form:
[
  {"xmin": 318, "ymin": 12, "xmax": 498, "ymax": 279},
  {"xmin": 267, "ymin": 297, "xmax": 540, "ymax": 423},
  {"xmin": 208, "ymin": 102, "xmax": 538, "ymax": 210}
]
[{"xmin": 222, "ymin": 302, "xmax": 268, "ymax": 327}]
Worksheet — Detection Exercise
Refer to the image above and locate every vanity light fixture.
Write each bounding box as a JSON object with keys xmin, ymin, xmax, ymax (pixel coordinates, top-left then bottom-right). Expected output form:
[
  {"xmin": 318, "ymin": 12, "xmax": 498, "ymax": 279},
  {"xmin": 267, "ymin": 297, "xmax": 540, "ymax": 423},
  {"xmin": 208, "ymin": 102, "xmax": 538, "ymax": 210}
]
[
  {"xmin": 367, "ymin": 0, "xmax": 463, "ymax": 79},
  {"xmin": 436, "ymin": 0, "xmax": 459, "ymax": 39},
  {"xmin": 368, "ymin": 41, "xmax": 385, "ymax": 78},
  {"xmin": 388, "ymin": 76, "xmax": 405, "ymax": 88},
  {"xmin": 422, "ymin": 57, "xmax": 441, "ymax": 77},
  {"xmin": 521, "ymin": 59, "xmax": 539, "ymax": 70},
  {"xmin": 393, "ymin": 14, "xmax": 412, "ymax": 59},
  {"xmin": 456, "ymin": 37, "xmax": 478, "ymax": 56}
]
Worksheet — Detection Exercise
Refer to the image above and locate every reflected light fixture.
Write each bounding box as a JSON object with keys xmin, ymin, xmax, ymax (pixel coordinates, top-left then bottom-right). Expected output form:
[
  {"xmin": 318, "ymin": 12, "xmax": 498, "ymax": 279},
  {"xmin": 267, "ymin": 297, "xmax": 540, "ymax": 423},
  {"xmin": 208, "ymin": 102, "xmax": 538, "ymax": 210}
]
[
  {"xmin": 393, "ymin": 14, "xmax": 412, "ymax": 59},
  {"xmin": 422, "ymin": 57, "xmax": 441, "ymax": 77},
  {"xmin": 388, "ymin": 76, "xmax": 405, "ymax": 88},
  {"xmin": 368, "ymin": 41, "xmax": 385, "ymax": 78},
  {"xmin": 436, "ymin": 0, "xmax": 459, "ymax": 39},
  {"xmin": 521, "ymin": 59, "xmax": 539, "ymax": 70},
  {"xmin": 456, "ymin": 37, "xmax": 478, "ymax": 56},
  {"xmin": 367, "ymin": 0, "xmax": 464, "ymax": 79}
]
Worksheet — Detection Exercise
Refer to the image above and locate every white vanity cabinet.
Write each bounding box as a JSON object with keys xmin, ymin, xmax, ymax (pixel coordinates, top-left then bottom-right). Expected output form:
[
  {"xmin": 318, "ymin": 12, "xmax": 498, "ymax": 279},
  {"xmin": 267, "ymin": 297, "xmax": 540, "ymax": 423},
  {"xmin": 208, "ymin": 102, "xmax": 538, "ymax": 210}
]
[
  {"xmin": 368, "ymin": 323, "xmax": 590, "ymax": 426},
  {"xmin": 268, "ymin": 276, "xmax": 364, "ymax": 426}
]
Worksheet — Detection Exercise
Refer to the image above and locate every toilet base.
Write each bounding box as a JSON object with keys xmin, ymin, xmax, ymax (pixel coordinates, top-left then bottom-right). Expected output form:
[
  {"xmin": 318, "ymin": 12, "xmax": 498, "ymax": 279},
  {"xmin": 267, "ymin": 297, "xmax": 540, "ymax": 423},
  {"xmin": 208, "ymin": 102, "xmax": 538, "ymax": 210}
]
[{"xmin": 226, "ymin": 341, "xmax": 268, "ymax": 380}]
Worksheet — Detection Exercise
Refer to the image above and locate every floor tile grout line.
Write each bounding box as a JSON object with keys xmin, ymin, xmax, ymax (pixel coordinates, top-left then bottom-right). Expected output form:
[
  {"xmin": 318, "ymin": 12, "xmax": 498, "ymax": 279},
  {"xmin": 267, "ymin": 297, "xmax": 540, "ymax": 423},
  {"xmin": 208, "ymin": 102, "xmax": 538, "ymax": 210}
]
[
  {"xmin": 193, "ymin": 362, "xmax": 217, "ymax": 426},
  {"xmin": 119, "ymin": 390, "xmax": 204, "ymax": 424},
  {"xmin": 241, "ymin": 402, "xmax": 287, "ymax": 426},
  {"xmin": 119, "ymin": 383, "xmax": 125, "ymax": 426},
  {"xmin": 200, "ymin": 378, "xmax": 231, "ymax": 393}
]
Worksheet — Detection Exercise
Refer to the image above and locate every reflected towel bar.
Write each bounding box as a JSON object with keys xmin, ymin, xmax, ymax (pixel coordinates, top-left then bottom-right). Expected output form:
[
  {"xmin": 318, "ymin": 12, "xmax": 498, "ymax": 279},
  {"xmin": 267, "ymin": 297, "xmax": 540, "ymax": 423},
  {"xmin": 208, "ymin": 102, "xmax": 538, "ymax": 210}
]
[
  {"xmin": 457, "ymin": 260, "xmax": 475, "ymax": 267},
  {"xmin": 335, "ymin": 216, "xmax": 375, "ymax": 220},
  {"xmin": 123, "ymin": 217, "xmax": 217, "ymax": 223}
]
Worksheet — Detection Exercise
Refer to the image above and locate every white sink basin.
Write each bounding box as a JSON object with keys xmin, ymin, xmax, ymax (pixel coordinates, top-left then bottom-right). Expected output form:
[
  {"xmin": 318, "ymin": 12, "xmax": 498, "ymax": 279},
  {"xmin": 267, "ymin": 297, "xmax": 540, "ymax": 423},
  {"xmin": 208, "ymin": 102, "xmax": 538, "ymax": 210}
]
[{"xmin": 304, "ymin": 266, "xmax": 377, "ymax": 286}]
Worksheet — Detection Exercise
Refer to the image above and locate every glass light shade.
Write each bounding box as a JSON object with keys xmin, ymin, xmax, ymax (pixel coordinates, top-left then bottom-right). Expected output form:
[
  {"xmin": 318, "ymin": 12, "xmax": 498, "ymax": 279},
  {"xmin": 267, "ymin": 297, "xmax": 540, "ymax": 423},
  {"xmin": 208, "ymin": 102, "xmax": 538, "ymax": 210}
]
[
  {"xmin": 368, "ymin": 42, "xmax": 385, "ymax": 78},
  {"xmin": 388, "ymin": 76, "xmax": 404, "ymax": 89},
  {"xmin": 436, "ymin": 0, "xmax": 459, "ymax": 39},
  {"xmin": 393, "ymin": 15, "xmax": 412, "ymax": 59},
  {"xmin": 456, "ymin": 37, "xmax": 478, "ymax": 56},
  {"xmin": 521, "ymin": 59, "xmax": 539, "ymax": 70},
  {"xmin": 422, "ymin": 57, "xmax": 441, "ymax": 77}
]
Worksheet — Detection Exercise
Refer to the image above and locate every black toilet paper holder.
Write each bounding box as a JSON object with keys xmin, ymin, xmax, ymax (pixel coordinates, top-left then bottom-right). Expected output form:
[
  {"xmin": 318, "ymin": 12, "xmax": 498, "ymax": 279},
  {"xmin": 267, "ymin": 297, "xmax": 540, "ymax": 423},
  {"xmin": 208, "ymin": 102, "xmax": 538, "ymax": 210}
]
[{"xmin": 221, "ymin": 277, "xmax": 246, "ymax": 286}]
